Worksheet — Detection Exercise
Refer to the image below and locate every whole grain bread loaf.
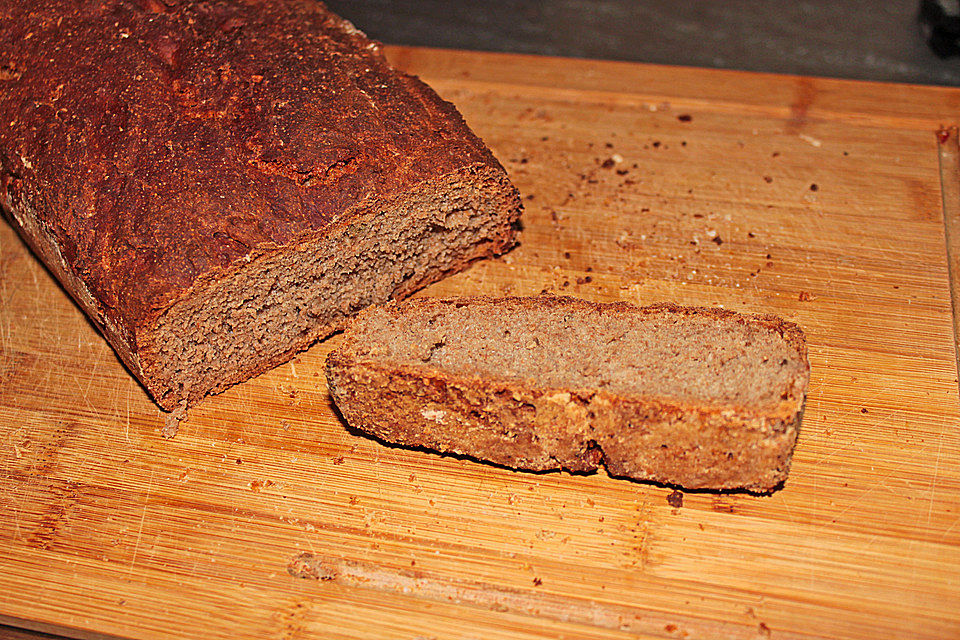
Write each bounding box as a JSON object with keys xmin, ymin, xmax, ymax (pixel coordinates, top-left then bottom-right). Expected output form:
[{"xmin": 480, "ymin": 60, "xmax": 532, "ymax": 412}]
[
  {"xmin": 326, "ymin": 296, "xmax": 810, "ymax": 492},
  {"xmin": 0, "ymin": 1, "xmax": 520, "ymax": 413}
]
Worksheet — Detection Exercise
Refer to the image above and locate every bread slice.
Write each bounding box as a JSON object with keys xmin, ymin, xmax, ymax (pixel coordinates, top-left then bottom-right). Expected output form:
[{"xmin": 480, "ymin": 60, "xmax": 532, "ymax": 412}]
[
  {"xmin": 0, "ymin": 1, "xmax": 520, "ymax": 415},
  {"xmin": 326, "ymin": 296, "xmax": 810, "ymax": 492}
]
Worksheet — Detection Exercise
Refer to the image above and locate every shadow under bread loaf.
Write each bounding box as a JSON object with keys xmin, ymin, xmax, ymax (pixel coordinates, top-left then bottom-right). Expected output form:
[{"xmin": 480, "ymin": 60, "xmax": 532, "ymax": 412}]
[
  {"xmin": 0, "ymin": 1, "xmax": 521, "ymax": 415},
  {"xmin": 326, "ymin": 296, "xmax": 810, "ymax": 492}
]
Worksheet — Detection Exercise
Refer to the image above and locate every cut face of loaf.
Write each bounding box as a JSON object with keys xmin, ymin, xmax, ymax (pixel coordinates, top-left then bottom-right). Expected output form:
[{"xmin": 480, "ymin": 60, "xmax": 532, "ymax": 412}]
[
  {"xmin": 326, "ymin": 296, "xmax": 810, "ymax": 492},
  {"xmin": 144, "ymin": 166, "xmax": 516, "ymax": 409},
  {"xmin": 0, "ymin": 1, "xmax": 521, "ymax": 411}
]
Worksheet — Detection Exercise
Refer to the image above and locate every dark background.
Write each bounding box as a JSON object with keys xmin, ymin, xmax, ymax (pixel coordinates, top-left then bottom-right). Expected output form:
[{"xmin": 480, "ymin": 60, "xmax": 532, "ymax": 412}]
[{"xmin": 325, "ymin": 0, "xmax": 960, "ymax": 86}]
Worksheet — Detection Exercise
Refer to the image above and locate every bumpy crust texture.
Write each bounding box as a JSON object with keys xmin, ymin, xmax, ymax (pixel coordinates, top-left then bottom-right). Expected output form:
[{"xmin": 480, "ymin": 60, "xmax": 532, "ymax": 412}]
[
  {"xmin": 0, "ymin": 1, "xmax": 520, "ymax": 408},
  {"xmin": 326, "ymin": 297, "xmax": 810, "ymax": 492}
]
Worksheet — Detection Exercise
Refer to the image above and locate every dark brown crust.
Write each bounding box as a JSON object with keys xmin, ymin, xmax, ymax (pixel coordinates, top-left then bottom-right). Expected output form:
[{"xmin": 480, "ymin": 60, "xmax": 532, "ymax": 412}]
[
  {"xmin": 326, "ymin": 296, "xmax": 810, "ymax": 492},
  {"xmin": 0, "ymin": 1, "xmax": 520, "ymax": 407}
]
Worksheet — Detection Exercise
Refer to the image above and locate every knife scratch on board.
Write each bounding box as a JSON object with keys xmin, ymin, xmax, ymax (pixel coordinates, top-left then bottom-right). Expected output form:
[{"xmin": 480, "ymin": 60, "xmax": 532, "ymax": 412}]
[
  {"xmin": 127, "ymin": 468, "xmax": 155, "ymax": 577},
  {"xmin": 928, "ymin": 416, "xmax": 946, "ymax": 526}
]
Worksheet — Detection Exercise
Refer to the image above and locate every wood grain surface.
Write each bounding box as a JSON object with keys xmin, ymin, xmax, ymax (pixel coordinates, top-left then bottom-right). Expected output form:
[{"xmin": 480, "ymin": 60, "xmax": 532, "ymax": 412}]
[{"xmin": 1, "ymin": 46, "xmax": 959, "ymax": 640}]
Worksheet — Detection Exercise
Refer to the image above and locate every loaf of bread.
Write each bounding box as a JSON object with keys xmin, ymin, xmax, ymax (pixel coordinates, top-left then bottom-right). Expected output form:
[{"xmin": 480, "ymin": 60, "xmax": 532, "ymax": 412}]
[
  {"xmin": 326, "ymin": 296, "xmax": 810, "ymax": 492},
  {"xmin": 0, "ymin": 1, "xmax": 521, "ymax": 413}
]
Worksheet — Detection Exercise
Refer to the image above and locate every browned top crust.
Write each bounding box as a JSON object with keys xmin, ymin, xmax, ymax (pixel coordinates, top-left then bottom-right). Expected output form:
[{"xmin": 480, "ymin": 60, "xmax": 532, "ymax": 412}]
[{"xmin": 0, "ymin": 0, "xmax": 502, "ymax": 347}]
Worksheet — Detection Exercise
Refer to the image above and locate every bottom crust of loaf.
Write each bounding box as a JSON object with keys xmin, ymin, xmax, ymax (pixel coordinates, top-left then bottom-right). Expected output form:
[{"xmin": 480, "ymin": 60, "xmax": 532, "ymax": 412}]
[{"xmin": 326, "ymin": 359, "xmax": 802, "ymax": 492}]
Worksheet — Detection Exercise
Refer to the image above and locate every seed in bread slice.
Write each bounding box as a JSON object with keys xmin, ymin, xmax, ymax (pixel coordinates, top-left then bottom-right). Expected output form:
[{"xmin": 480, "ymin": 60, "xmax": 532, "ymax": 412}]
[{"xmin": 325, "ymin": 296, "xmax": 810, "ymax": 492}]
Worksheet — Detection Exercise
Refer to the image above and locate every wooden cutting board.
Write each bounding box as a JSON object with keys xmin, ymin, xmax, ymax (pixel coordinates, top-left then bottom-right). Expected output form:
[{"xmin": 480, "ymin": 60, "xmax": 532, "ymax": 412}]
[{"xmin": 1, "ymin": 46, "xmax": 959, "ymax": 640}]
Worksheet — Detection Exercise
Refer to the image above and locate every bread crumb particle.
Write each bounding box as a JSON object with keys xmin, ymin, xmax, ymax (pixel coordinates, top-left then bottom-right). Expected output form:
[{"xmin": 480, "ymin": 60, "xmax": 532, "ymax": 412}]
[
  {"xmin": 249, "ymin": 479, "xmax": 274, "ymax": 492},
  {"xmin": 287, "ymin": 552, "xmax": 337, "ymax": 580}
]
